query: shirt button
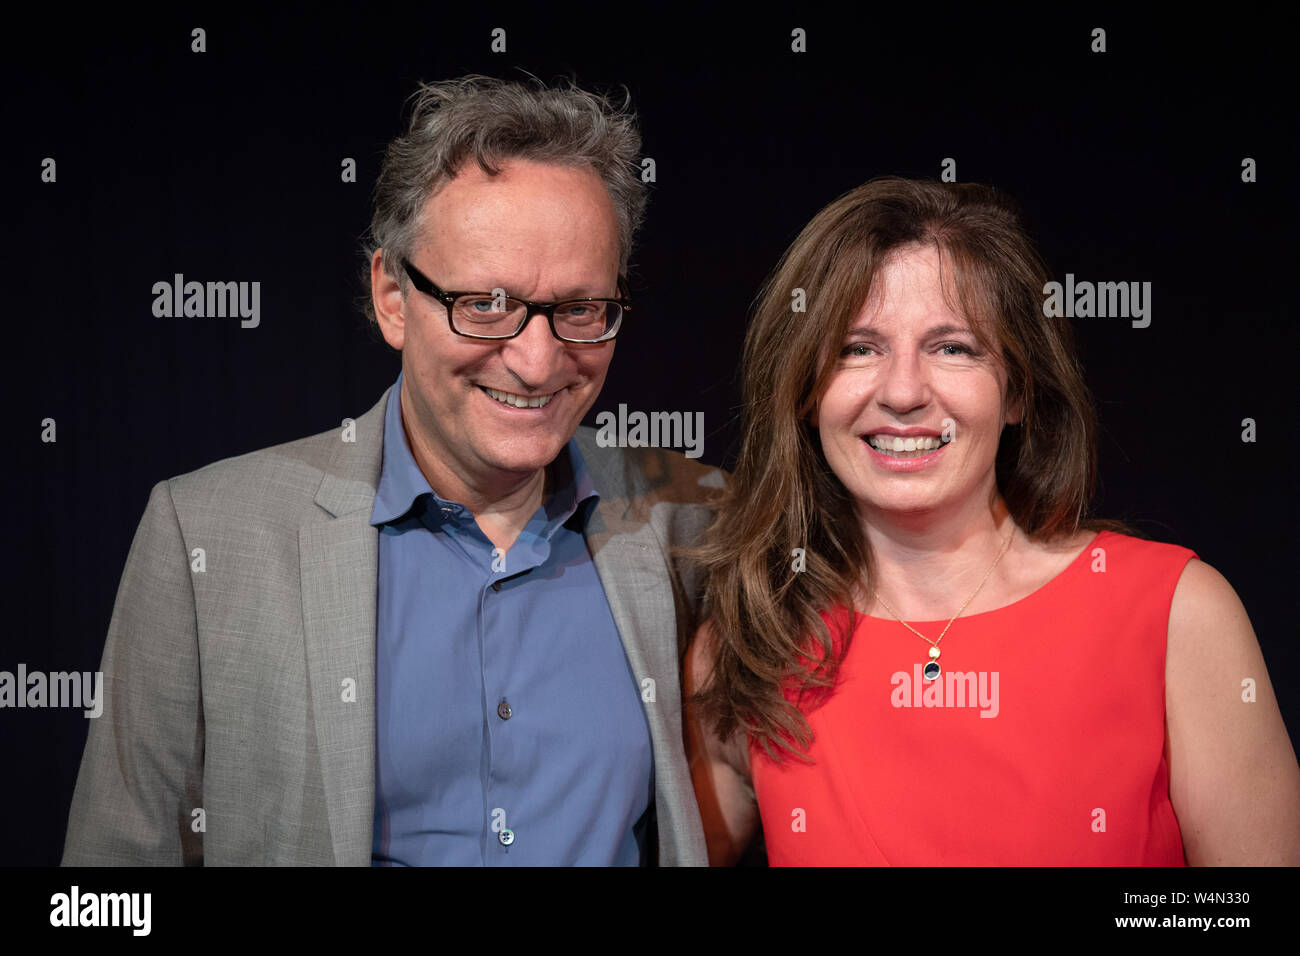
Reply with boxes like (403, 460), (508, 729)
(498, 828), (515, 846)
(497, 698), (513, 720)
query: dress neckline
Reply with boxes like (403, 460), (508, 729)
(855, 530), (1106, 627)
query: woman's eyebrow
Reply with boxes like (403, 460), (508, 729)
(844, 323), (975, 337)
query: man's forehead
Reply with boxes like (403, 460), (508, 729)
(411, 239), (616, 297)
(421, 163), (614, 236)
(415, 171), (617, 286)
(432, 156), (605, 199)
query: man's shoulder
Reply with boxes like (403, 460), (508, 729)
(160, 385), (391, 527)
(572, 425), (726, 509)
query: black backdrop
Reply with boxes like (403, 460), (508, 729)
(2, 6), (1295, 866)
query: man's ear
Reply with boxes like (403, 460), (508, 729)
(372, 248), (406, 351)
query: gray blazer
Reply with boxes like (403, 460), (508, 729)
(62, 384), (723, 866)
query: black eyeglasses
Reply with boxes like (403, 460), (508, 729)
(401, 259), (629, 343)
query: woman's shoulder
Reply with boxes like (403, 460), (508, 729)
(1013, 527), (1201, 616)
(1089, 527), (1197, 557)
(1073, 529), (1237, 633)
(1070, 527), (1200, 574)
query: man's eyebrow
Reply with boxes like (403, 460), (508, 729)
(469, 283), (613, 300)
(552, 287), (612, 300)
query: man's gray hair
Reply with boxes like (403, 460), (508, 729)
(360, 75), (646, 326)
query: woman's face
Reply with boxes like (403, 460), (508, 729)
(811, 243), (1018, 523)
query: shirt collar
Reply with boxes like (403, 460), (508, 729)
(369, 371), (599, 531)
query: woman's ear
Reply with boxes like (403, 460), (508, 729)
(1002, 380), (1024, 427)
(1004, 398), (1024, 427)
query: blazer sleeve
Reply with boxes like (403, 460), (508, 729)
(61, 479), (205, 866)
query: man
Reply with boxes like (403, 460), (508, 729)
(62, 76), (721, 865)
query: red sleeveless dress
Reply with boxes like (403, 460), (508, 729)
(751, 530), (1196, 865)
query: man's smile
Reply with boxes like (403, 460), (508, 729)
(478, 385), (560, 409)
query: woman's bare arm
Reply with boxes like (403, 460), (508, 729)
(1165, 558), (1300, 865)
(683, 621), (761, 865)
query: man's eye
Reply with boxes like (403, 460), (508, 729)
(459, 297), (512, 314)
(841, 344), (873, 357)
(940, 342), (974, 356)
(558, 303), (605, 324)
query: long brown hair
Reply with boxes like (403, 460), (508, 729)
(689, 177), (1130, 762)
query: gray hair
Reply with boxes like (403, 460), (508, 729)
(360, 75), (647, 327)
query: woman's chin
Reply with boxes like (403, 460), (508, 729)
(852, 493), (952, 519)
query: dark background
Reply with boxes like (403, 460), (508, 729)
(2, 6), (1295, 865)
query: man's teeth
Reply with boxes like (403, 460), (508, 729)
(484, 386), (553, 409)
(867, 435), (951, 455)
(484, 386), (552, 409)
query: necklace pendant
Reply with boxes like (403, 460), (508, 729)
(923, 660), (941, 682)
(928, 646), (940, 660)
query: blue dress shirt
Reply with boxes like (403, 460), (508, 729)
(370, 373), (654, 865)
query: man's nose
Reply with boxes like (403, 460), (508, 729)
(501, 308), (568, 387)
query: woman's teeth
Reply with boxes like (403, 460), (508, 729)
(483, 386), (553, 409)
(867, 435), (951, 458)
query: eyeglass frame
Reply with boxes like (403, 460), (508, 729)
(400, 258), (630, 343)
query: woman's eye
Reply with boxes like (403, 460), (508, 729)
(842, 344), (873, 357)
(939, 342), (974, 356)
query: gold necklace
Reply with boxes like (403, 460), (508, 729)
(870, 528), (1015, 683)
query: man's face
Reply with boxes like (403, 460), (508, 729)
(373, 158), (621, 490)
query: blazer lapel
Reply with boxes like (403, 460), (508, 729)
(299, 386), (390, 866)
(583, 492), (689, 863)
(585, 500), (678, 683)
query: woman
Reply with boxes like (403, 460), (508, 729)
(684, 177), (1300, 865)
